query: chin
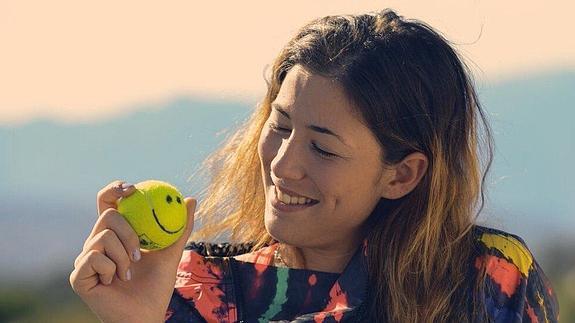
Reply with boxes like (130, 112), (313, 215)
(263, 208), (283, 241)
(264, 209), (293, 243)
(263, 210), (311, 248)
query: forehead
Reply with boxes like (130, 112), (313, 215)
(273, 65), (367, 132)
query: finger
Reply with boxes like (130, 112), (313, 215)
(83, 208), (142, 263)
(71, 250), (117, 291)
(78, 229), (133, 282)
(96, 180), (137, 216)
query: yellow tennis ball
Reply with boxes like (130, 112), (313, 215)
(117, 180), (187, 250)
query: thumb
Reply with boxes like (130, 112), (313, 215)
(160, 197), (196, 258)
(182, 197), (197, 241)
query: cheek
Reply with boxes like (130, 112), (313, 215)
(318, 169), (378, 223)
(258, 128), (281, 168)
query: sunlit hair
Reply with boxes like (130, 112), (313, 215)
(189, 8), (494, 322)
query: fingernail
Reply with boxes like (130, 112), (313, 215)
(132, 249), (141, 262)
(121, 182), (134, 191)
(126, 269), (132, 281)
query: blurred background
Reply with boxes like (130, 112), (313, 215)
(1, 1), (573, 322)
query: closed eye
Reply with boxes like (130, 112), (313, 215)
(311, 142), (337, 158)
(268, 123), (290, 134)
(268, 123), (338, 159)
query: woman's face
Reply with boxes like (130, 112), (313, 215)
(258, 65), (391, 250)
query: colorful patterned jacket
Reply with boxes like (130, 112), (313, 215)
(165, 225), (559, 322)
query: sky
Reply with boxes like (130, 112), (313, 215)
(0, 0), (573, 125)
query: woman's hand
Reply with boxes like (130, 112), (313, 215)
(69, 180), (196, 323)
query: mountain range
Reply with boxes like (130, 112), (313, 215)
(1, 70), (573, 284)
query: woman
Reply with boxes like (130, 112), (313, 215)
(70, 9), (559, 322)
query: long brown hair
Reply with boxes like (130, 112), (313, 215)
(189, 9), (494, 322)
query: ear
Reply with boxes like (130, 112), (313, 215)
(379, 152), (428, 200)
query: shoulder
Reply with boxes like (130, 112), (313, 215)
(174, 241), (255, 288)
(472, 225), (533, 276)
(470, 225), (559, 322)
(166, 242), (254, 322)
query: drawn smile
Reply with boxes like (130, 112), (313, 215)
(152, 209), (184, 234)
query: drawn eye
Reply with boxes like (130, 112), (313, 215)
(176, 196), (182, 204)
(166, 195), (173, 203)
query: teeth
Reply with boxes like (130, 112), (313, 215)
(280, 191), (291, 204)
(289, 195), (298, 204)
(275, 187), (314, 205)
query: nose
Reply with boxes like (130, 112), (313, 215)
(270, 136), (306, 181)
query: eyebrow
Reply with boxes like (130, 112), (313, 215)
(271, 104), (349, 147)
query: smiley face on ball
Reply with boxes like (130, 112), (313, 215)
(147, 186), (186, 234)
(117, 180), (188, 250)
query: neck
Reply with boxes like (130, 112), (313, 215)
(279, 239), (361, 273)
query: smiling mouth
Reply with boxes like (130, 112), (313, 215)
(152, 209), (184, 234)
